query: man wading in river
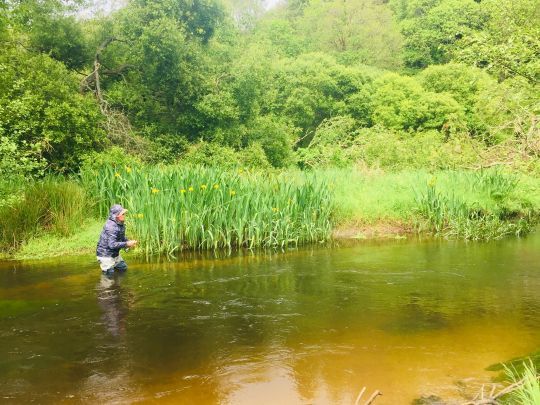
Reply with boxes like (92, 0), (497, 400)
(96, 204), (138, 275)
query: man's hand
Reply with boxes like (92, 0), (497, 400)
(126, 240), (138, 247)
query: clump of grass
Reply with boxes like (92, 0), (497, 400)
(504, 360), (540, 404)
(81, 165), (334, 255)
(414, 169), (536, 240)
(0, 178), (87, 252)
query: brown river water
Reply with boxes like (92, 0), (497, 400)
(0, 235), (539, 404)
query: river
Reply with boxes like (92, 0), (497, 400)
(1, 234), (539, 404)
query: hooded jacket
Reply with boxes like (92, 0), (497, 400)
(96, 204), (128, 258)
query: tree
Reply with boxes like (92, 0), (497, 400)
(371, 73), (465, 131)
(0, 47), (105, 172)
(296, 0), (403, 69)
(454, 0), (540, 84)
(6, 0), (90, 69)
(394, 0), (488, 69)
(419, 63), (496, 134)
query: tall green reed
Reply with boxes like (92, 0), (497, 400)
(82, 165), (334, 255)
(414, 170), (535, 240)
(505, 360), (540, 405)
(0, 178), (87, 251)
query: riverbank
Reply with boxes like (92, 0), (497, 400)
(2, 166), (540, 260)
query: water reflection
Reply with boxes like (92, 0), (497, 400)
(96, 273), (130, 338)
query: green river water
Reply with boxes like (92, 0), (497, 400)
(1, 235), (539, 404)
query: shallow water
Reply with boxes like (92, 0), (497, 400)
(0, 235), (539, 404)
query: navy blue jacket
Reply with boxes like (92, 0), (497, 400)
(96, 205), (128, 258)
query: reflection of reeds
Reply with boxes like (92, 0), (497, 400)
(0, 178), (87, 251)
(82, 165), (334, 256)
(414, 170), (535, 240)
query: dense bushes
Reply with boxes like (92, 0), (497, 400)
(0, 47), (105, 173)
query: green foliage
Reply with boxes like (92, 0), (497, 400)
(295, 116), (359, 168)
(353, 129), (480, 170)
(455, 0), (540, 84)
(371, 73), (465, 131)
(0, 46), (106, 172)
(297, 0), (403, 69)
(393, 0), (488, 69)
(414, 170), (536, 240)
(266, 53), (374, 134)
(14, 219), (103, 260)
(80, 146), (143, 173)
(0, 0), (538, 181)
(504, 360), (540, 405)
(242, 116), (297, 168)
(6, 0), (90, 69)
(0, 178), (88, 252)
(181, 141), (240, 168)
(238, 142), (272, 169)
(0, 136), (46, 179)
(82, 164), (334, 255)
(418, 63), (496, 135)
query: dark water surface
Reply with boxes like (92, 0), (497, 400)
(1, 235), (539, 404)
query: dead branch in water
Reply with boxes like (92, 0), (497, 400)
(354, 387), (382, 405)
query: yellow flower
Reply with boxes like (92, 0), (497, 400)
(126, 166), (132, 173)
(428, 176), (437, 187)
(151, 187), (159, 194)
(238, 168), (243, 174)
(137, 213), (144, 219)
(180, 189), (186, 194)
(272, 207), (279, 212)
(213, 184), (219, 190)
(114, 172), (121, 178)
(188, 186), (194, 192)
(200, 184), (207, 190)
(229, 190), (236, 196)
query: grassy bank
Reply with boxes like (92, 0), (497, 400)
(324, 168), (540, 240)
(1, 166), (539, 260)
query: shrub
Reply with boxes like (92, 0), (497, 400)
(181, 141), (240, 168)
(80, 146), (142, 173)
(243, 116), (297, 168)
(295, 116), (361, 168)
(371, 73), (465, 131)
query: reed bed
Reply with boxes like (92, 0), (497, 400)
(414, 170), (535, 240)
(0, 178), (87, 251)
(82, 165), (334, 255)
